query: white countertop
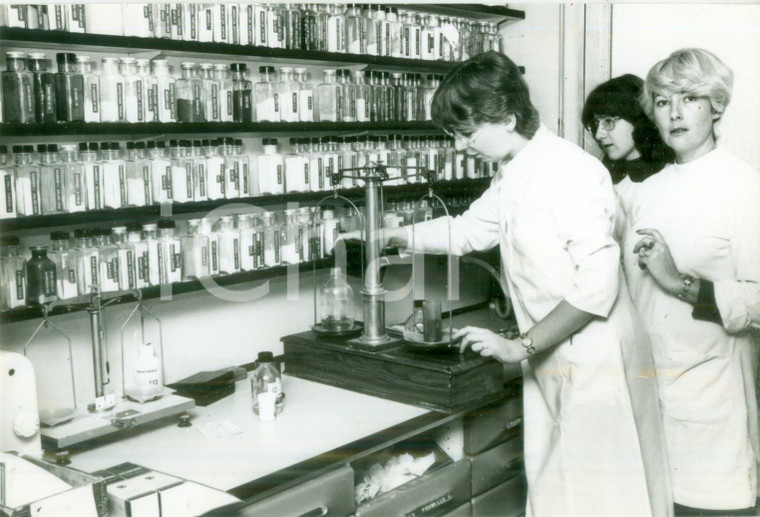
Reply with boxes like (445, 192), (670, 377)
(68, 376), (428, 492)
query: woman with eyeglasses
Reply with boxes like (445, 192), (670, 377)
(624, 48), (760, 514)
(582, 74), (674, 241)
(350, 51), (671, 516)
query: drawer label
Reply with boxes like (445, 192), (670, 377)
(406, 492), (454, 517)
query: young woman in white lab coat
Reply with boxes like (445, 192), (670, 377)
(378, 51), (672, 516)
(626, 48), (760, 514)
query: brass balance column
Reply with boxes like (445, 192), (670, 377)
(360, 178), (387, 344)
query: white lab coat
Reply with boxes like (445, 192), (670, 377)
(624, 146), (760, 510)
(406, 125), (672, 516)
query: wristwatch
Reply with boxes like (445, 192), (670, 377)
(519, 332), (537, 358)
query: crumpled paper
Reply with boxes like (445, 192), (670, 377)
(355, 452), (436, 505)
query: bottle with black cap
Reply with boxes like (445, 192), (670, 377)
(157, 219), (182, 284)
(125, 223), (149, 289)
(203, 139), (226, 201)
(28, 53), (57, 124)
(230, 63), (252, 123)
(167, 139), (189, 203)
(233, 139), (251, 197)
(14, 144), (42, 216)
(53, 52), (84, 122)
(101, 142), (126, 209)
(257, 138), (285, 195)
(148, 140), (172, 204)
(221, 137), (240, 199)
(0, 145), (17, 219)
(72, 229), (100, 295)
(253, 65), (280, 122)
(78, 142), (103, 211)
(251, 351), (284, 418)
(49, 231), (78, 299)
(39, 143), (67, 215)
(94, 227), (120, 292)
(0, 235), (26, 309)
(176, 62), (205, 123)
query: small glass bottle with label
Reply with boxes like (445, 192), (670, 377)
(93, 228), (121, 293)
(0, 236), (26, 309)
(253, 65), (280, 122)
(151, 59), (176, 123)
(257, 138), (285, 195)
(39, 143), (67, 215)
(261, 211), (281, 267)
(176, 62), (205, 122)
(181, 218), (209, 280)
(110, 226), (136, 290)
(213, 64), (234, 122)
(78, 142), (104, 210)
(190, 140), (208, 202)
(100, 57), (125, 122)
(141, 223), (160, 287)
(119, 57), (145, 123)
(235, 213), (256, 272)
(234, 139), (252, 197)
(231, 63), (253, 123)
(54, 52), (85, 122)
(200, 218), (220, 276)
(14, 145), (42, 216)
(345, 5), (365, 54)
(122, 2), (155, 38)
(220, 137), (240, 199)
(284, 137), (308, 193)
(251, 351), (284, 416)
(352, 70), (371, 122)
(2, 52), (35, 124)
(75, 55), (100, 123)
(168, 139), (193, 203)
(293, 67), (313, 122)
(0, 146), (16, 219)
(316, 69), (341, 122)
(72, 229), (100, 295)
(278, 67), (299, 123)
(124, 224), (149, 289)
(101, 142), (127, 209)
(156, 220), (182, 285)
(26, 246), (58, 305)
(124, 142), (148, 207)
(28, 53), (57, 124)
(215, 215), (241, 275)
(147, 141), (172, 204)
(199, 63), (220, 122)
(48, 232), (79, 299)
(336, 69), (355, 122)
(204, 139), (226, 200)
(135, 58), (158, 122)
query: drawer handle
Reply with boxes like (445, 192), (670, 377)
(298, 505), (328, 517)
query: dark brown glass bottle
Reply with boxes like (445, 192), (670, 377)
(54, 52), (85, 122)
(25, 245), (59, 305)
(1, 51), (35, 123)
(28, 53), (57, 124)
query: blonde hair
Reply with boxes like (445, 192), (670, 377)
(642, 48), (733, 119)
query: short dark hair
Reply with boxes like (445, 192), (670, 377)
(431, 51), (540, 139)
(582, 74), (674, 164)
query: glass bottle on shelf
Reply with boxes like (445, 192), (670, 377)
(299, 4), (318, 51)
(345, 4), (365, 54)
(215, 215), (241, 275)
(319, 267), (354, 332)
(362, 4), (379, 56)
(119, 57), (145, 123)
(84, 3), (123, 36)
(204, 139), (226, 200)
(391, 72), (405, 121)
(231, 63), (253, 123)
(199, 63), (220, 122)
(100, 57), (125, 123)
(190, 140), (208, 202)
(213, 64), (234, 123)
(0, 146), (16, 219)
(438, 17), (453, 61)
(293, 67), (313, 122)
(94, 228), (120, 293)
(28, 53), (57, 124)
(253, 65), (280, 122)
(405, 72), (418, 121)
(54, 52), (85, 122)
(421, 15), (437, 61)
(386, 134), (404, 185)
(221, 137), (240, 199)
(369, 71), (384, 122)
(386, 7), (403, 57)
(240, 3), (255, 46)
(257, 138), (285, 195)
(49, 232), (78, 300)
(234, 139), (252, 197)
(75, 55), (100, 123)
(125, 224), (149, 289)
(316, 69), (340, 122)
(235, 213), (256, 272)
(278, 67), (299, 123)
(176, 62), (205, 123)
(321, 209), (339, 257)
(124, 142), (148, 207)
(168, 139), (193, 203)
(79, 142), (104, 211)
(284, 137), (308, 193)
(111, 226), (136, 290)
(374, 5), (388, 57)
(14, 145), (41, 216)
(73, 229), (100, 295)
(336, 69), (355, 122)
(0, 236), (26, 309)
(136, 58), (158, 122)
(352, 70), (370, 123)
(39, 143), (67, 215)
(141, 223), (160, 287)
(2, 52), (35, 124)
(251, 351), (284, 416)
(134, 142), (154, 205)
(326, 4), (346, 53)
(100, 142), (126, 209)
(122, 2), (154, 38)
(280, 208), (300, 264)
(323, 137), (339, 191)
(181, 219), (209, 280)
(261, 211), (281, 267)
(280, 3), (301, 49)
(156, 220), (182, 285)
(457, 18), (471, 62)
(264, 3), (283, 49)
(337, 136), (357, 189)
(148, 140), (172, 204)
(199, 218), (220, 276)
(212, 2), (230, 44)
(198, 3), (214, 43)
(308, 137), (324, 192)
(297, 206), (316, 262)
(382, 72), (395, 121)
(151, 59), (176, 123)
(315, 4), (330, 51)
(25, 246), (58, 306)
(154, 4), (172, 39)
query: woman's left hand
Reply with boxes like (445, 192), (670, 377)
(633, 228), (682, 294)
(453, 326), (528, 364)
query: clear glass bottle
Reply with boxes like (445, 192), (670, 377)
(337, 136), (357, 189)
(73, 229), (100, 295)
(457, 18), (471, 62)
(0, 146), (16, 219)
(264, 3), (283, 48)
(198, 3), (214, 43)
(122, 2), (155, 38)
(374, 5), (387, 56)
(125, 223), (149, 288)
(25, 246), (58, 305)
(386, 7), (403, 57)
(231, 63), (253, 123)
(316, 69), (341, 122)
(111, 226), (137, 290)
(94, 227), (120, 292)
(191, 140), (208, 202)
(181, 218), (209, 280)
(235, 213), (256, 271)
(280, 3), (301, 49)
(314, 4), (330, 51)
(28, 53), (57, 124)
(14, 145), (42, 216)
(119, 57), (145, 123)
(54, 52), (85, 122)
(261, 211), (281, 267)
(221, 137), (240, 199)
(336, 69), (355, 122)
(39, 143), (67, 215)
(308, 137), (324, 192)
(297, 206), (317, 261)
(212, 2), (231, 44)
(154, 4), (172, 39)
(2, 52), (35, 124)
(49, 232), (78, 299)
(141, 223), (160, 286)
(134, 142), (154, 205)
(199, 63), (220, 122)
(234, 139), (252, 197)
(251, 351), (284, 416)
(257, 138), (285, 195)
(382, 71), (395, 121)
(79, 142), (104, 210)
(215, 215), (241, 275)
(351, 70), (371, 123)
(199, 217), (220, 276)
(277, 67), (299, 123)
(147, 141), (172, 204)
(124, 142), (148, 207)
(321, 209), (339, 257)
(421, 15), (437, 61)
(100, 142), (126, 209)
(391, 72), (405, 121)
(0, 236), (26, 309)
(405, 72), (418, 121)
(168, 139), (194, 203)
(369, 71), (384, 122)
(345, 4), (365, 54)
(156, 219), (182, 284)
(84, 3), (123, 35)
(75, 55), (100, 123)
(176, 62), (205, 122)
(135, 58), (158, 122)
(151, 59), (176, 122)
(362, 4), (379, 56)
(319, 267), (354, 331)
(213, 64), (234, 122)
(326, 4), (346, 53)
(299, 4), (318, 51)
(240, 3), (255, 46)
(253, 65), (280, 122)
(293, 67), (313, 122)
(280, 208), (300, 264)
(205, 139), (226, 200)
(284, 137), (308, 193)
(100, 57), (126, 122)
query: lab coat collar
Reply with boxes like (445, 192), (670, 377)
(498, 123), (551, 186)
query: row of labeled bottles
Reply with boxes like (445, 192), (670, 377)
(0, 4), (503, 62)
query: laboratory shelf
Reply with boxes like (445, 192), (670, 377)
(0, 178), (490, 232)
(405, 4), (526, 21)
(0, 120), (440, 138)
(0, 257), (335, 325)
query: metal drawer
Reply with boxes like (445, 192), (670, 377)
(464, 394), (522, 455)
(235, 466), (354, 516)
(355, 460), (471, 517)
(469, 436), (523, 496)
(471, 475), (527, 517)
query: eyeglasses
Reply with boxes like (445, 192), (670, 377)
(443, 124), (488, 148)
(585, 116), (622, 134)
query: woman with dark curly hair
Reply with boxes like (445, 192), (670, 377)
(582, 75), (674, 239)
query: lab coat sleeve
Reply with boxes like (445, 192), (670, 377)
(403, 180), (501, 256)
(552, 161), (620, 318)
(713, 172), (760, 333)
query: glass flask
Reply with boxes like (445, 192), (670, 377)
(28, 53), (57, 124)
(2, 52), (35, 124)
(0, 236), (26, 309)
(75, 55), (100, 123)
(253, 65), (280, 122)
(231, 63), (253, 123)
(181, 219), (209, 280)
(319, 267), (354, 332)
(54, 52), (85, 122)
(316, 69), (341, 122)
(176, 62), (205, 122)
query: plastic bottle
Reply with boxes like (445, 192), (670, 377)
(251, 351), (284, 417)
(132, 343), (163, 399)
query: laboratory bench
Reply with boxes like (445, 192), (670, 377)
(62, 307), (527, 516)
